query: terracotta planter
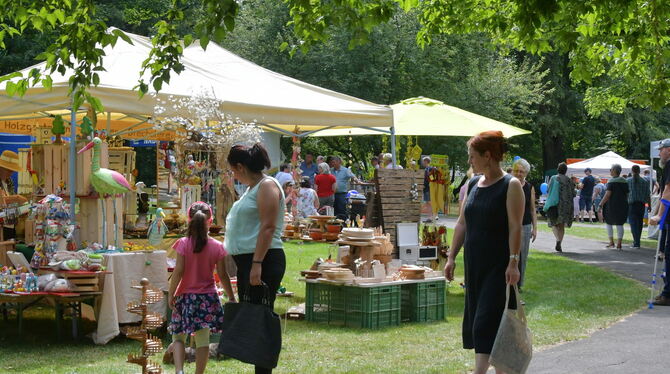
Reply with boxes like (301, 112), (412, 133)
(326, 224), (342, 233)
(309, 231), (323, 241)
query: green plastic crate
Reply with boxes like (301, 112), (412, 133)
(401, 280), (446, 322)
(305, 282), (401, 328)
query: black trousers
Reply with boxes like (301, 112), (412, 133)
(627, 202), (645, 246)
(231, 249), (286, 374)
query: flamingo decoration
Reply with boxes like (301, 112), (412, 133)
(78, 137), (131, 248)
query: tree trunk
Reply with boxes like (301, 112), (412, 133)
(542, 130), (564, 176)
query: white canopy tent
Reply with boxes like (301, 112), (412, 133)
(567, 151), (650, 177)
(0, 28), (393, 131)
(0, 28), (394, 219)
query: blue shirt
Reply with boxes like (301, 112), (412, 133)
(332, 166), (354, 193)
(299, 161), (318, 182)
(580, 175), (595, 197)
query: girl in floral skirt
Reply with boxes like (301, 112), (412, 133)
(168, 202), (236, 374)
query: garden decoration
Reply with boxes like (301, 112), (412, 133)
(126, 278), (164, 374)
(147, 208), (167, 247)
(80, 116), (95, 138)
(78, 137), (131, 248)
(51, 115), (65, 145)
(649, 198), (670, 309)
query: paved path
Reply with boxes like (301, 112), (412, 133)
(435, 216), (670, 374)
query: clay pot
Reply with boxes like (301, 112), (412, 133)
(326, 224), (342, 233)
(309, 231), (323, 241)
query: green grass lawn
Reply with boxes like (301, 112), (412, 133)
(536, 220), (659, 249)
(0, 241), (648, 374)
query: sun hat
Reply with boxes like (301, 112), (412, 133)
(0, 150), (22, 172)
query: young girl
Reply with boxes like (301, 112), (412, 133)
(168, 202), (236, 374)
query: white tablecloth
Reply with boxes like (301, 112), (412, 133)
(92, 251), (168, 345)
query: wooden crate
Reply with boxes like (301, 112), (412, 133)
(108, 147), (135, 181)
(31, 144), (68, 195)
(77, 196), (123, 246)
(31, 142), (109, 196)
(17, 148), (32, 194)
(66, 275), (100, 292)
(374, 169), (423, 255)
(23, 219), (35, 245)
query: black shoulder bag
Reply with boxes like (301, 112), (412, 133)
(218, 283), (282, 369)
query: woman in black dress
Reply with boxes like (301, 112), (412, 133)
(445, 131), (524, 374)
(598, 163), (629, 250)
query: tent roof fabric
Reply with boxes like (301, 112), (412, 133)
(311, 97), (531, 138)
(566, 151), (650, 178)
(0, 28), (392, 131)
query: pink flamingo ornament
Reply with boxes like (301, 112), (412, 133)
(78, 137), (131, 248)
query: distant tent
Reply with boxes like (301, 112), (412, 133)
(566, 151), (650, 177)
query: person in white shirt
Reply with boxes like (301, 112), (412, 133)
(382, 153), (403, 169)
(274, 164), (293, 187)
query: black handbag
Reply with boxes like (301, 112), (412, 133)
(217, 284), (282, 369)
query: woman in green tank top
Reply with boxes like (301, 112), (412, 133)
(222, 143), (286, 374)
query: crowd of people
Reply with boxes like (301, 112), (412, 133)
(545, 163), (652, 251)
(442, 131), (670, 373)
(275, 153), (364, 220)
(275, 150), (411, 220)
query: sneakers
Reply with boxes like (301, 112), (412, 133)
(555, 242), (562, 252)
(652, 295), (670, 306)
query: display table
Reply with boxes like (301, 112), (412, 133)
(0, 291), (102, 340)
(92, 251), (168, 345)
(304, 277), (445, 328)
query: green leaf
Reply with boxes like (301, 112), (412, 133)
(153, 78), (163, 92)
(92, 73), (100, 86)
(112, 29), (133, 45)
(183, 34), (193, 47)
(31, 16), (44, 31)
(279, 42), (289, 52)
(5, 81), (17, 96)
(199, 35), (209, 50)
(224, 16), (235, 32)
(0, 72), (23, 83)
(87, 95), (104, 113)
(214, 26), (226, 42)
(42, 75), (53, 90)
(45, 13), (56, 28)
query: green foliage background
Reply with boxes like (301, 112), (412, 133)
(2, 0), (670, 186)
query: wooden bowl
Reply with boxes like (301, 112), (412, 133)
(323, 232), (339, 241)
(300, 270), (321, 279)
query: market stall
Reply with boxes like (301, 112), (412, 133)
(0, 27), (395, 343)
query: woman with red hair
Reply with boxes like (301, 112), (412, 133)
(445, 131), (524, 374)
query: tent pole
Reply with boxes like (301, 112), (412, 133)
(390, 125), (397, 169)
(69, 97), (77, 225)
(107, 112), (111, 134)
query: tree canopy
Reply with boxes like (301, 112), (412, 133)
(2, 0), (670, 114)
(1, 0), (669, 177)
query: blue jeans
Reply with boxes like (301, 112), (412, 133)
(334, 192), (347, 220)
(628, 202), (645, 247)
(662, 223), (670, 297)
